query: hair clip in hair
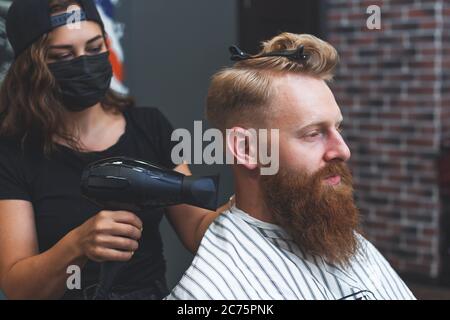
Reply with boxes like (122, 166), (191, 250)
(229, 45), (251, 61)
(290, 45), (309, 61)
(229, 45), (309, 63)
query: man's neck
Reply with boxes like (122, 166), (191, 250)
(234, 172), (276, 224)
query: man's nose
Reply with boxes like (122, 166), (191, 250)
(323, 130), (351, 162)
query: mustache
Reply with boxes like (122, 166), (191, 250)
(312, 161), (353, 185)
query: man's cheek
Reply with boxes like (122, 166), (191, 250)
(279, 146), (307, 171)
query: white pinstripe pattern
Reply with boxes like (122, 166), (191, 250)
(166, 206), (416, 300)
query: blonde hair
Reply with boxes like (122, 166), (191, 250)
(206, 33), (339, 131)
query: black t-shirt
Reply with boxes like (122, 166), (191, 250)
(0, 107), (178, 299)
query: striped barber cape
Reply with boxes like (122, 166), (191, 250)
(165, 205), (416, 300)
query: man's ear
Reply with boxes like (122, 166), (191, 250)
(226, 127), (258, 170)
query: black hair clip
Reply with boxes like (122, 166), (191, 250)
(229, 45), (309, 63)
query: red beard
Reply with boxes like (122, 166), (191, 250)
(260, 161), (361, 267)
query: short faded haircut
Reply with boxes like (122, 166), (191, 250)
(205, 33), (339, 132)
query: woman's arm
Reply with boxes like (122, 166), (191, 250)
(0, 200), (143, 300)
(0, 200), (87, 300)
(165, 163), (231, 254)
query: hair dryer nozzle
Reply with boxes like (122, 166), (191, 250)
(181, 175), (220, 211)
(81, 157), (221, 211)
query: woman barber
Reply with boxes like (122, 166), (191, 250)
(0, 0), (224, 300)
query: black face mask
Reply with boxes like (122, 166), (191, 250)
(48, 51), (113, 112)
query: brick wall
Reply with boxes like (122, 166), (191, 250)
(442, 0), (450, 283)
(326, 0), (448, 280)
(444, 1), (450, 147)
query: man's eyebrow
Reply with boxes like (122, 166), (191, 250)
(299, 118), (344, 131)
(48, 35), (103, 50)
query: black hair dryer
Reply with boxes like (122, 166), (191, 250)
(80, 156), (220, 299)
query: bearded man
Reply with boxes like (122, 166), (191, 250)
(165, 33), (415, 300)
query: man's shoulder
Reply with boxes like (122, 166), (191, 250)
(194, 209), (243, 261)
(352, 233), (395, 271)
(165, 211), (255, 300)
(200, 209), (252, 246)
(354, 233), (382, 256)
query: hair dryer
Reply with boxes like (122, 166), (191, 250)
(80, 156), (220, 299)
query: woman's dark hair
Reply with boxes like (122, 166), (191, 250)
(0, 0), (134, 156)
